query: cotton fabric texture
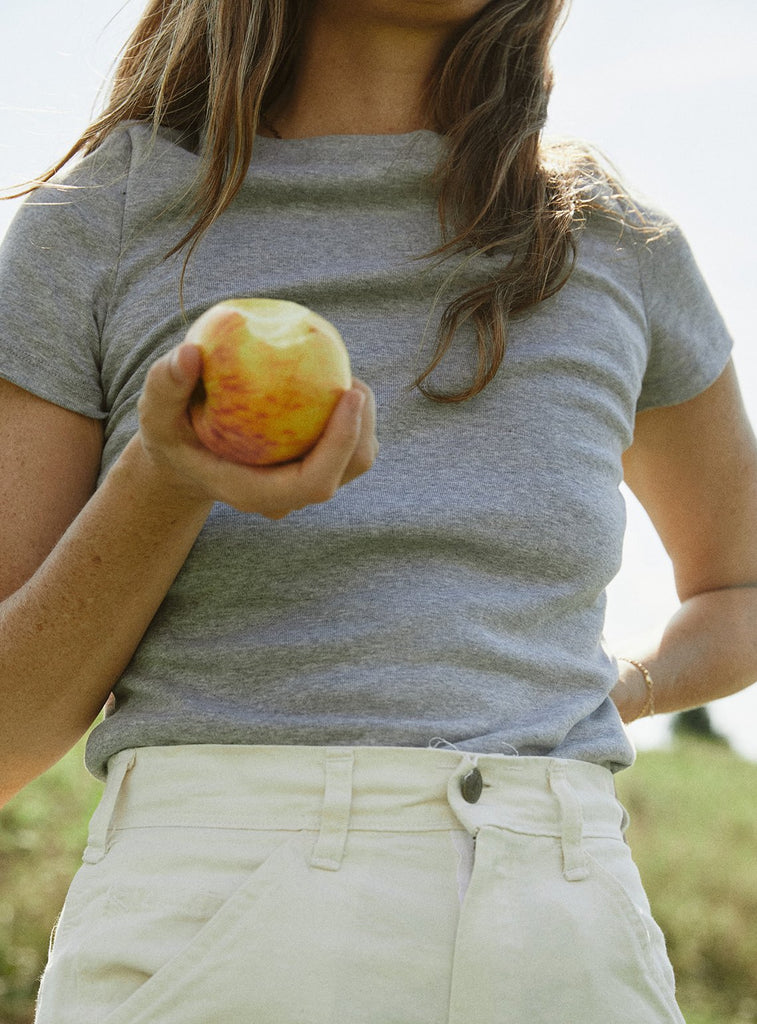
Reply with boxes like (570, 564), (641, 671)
(34, 745), (686, 1024)
(0, 125), (733, 777)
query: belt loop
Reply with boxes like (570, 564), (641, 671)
(310, 751), (354, 872)
(613, 780), (631, 842)
(82, 749), (136, 865)
(548, 762), (589, 882)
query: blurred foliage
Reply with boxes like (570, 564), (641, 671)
(672, 706), (730, 745)
(0, 739), (102, 1024)
(616, 739), (757, 1024)
(0, 737), (755, 1023)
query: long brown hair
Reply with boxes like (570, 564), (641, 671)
(12, 0), (652, 402)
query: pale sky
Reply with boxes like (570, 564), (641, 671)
(2, 0), (756, 757)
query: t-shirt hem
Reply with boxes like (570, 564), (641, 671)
(0, 363), (106, 419)
(635, 343), (732, 413)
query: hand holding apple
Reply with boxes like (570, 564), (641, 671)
(135, 301), (376, 520)
(186, 298), (352, 466)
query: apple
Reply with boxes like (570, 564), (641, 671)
(187, 298), (352, 466)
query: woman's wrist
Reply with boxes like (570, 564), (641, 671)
(612, 657), (657, 724)
(617, 658), (655, 720)
(118, 432), (216, 519)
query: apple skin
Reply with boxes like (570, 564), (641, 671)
(186, 298), (352, 466)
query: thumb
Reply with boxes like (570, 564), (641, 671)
(168, 342), (203, 389)
(139, 342), (204, 434)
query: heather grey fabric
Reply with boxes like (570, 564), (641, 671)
(0, 124), (732, 779)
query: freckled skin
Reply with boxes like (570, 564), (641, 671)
(187, 300), (352, 465)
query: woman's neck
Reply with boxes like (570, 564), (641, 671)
(265, 1), (483, 138)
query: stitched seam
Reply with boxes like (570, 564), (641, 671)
(98, 127), (135, 366)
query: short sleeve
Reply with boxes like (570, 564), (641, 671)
(0, 128), (132, 418)
(636, 223), (733, 412)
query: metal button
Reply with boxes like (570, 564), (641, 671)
(461, 767), (483, 804)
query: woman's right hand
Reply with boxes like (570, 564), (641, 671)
(136, 342), (378, 519)
(0, 342), (377, 802)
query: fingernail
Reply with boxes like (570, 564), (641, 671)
(169, 348), (184, 383)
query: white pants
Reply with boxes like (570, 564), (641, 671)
(35, 745), (685, 1024)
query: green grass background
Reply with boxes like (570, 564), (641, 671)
(1, 737), (755, 1024)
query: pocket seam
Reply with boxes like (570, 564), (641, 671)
(96, 832), (304, 1024)
(584, 850), (684, 1021)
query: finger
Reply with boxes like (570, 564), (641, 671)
(340, 379), (378, 485)
(139, 343), (203, 442)
(176, 389), (365, 516)
(350, 378), (374, 423)
(291, 386), (366, 503)
(168, 342), (203, 389)
(344, 382), (376, 481)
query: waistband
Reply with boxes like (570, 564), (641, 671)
(91, 744), (625, 840)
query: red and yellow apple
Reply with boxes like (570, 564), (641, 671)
(187, 298), (352, 466)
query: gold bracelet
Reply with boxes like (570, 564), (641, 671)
(618, 657), (655, 719)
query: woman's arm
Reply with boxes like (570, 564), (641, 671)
(0, 343), (377, 805)
(611, 359), (757, 722)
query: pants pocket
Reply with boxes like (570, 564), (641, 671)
(583, 835), (686, 1022)
(36, 829), (305, 1024)
(449, 827), (686, 1024)
(100, 835), (306, 1024)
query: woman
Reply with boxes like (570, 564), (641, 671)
(1, 1), (756, 1021)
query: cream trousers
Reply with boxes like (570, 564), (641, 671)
(35, 744), (685, 1024)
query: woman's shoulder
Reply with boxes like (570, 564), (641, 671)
(57, 121), (197, 188)
(544, 136), (674, 241)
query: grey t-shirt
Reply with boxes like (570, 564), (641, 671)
(0, 124), (732, 779)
